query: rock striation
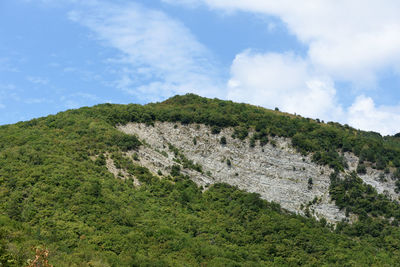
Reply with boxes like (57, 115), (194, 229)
(117, 122), (398, 223)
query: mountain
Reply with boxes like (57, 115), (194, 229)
(2, 94), (400, 266)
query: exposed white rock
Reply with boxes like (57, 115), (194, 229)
(118, 122), (350, 223)
(117, 122), (400, 223)
(344, 153), (398, 200)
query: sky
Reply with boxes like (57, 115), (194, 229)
(1, 0), (400, 135)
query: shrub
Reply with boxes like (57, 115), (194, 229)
(356, 164), (367, 174)
(95, 154), (106, 166)
(393, 168), (400, 179)
(114, 134), (141, 151)
(249, 137), (256, 148)
(226, 159), (231, 167)
(171, 165), (181, 177)
(220, 136), (227, 145)
(211, 126), (221, 134)
(308, 178), (313, 190)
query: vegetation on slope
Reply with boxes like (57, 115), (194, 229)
(1, 94), (400, 265)
(69, 93), (400, 172)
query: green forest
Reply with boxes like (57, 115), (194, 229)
(2, 94), (400, 266)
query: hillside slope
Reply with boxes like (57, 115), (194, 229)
(117, 120), (400, 224)
(2, 94), (400, 266)
(118, 122), (346, 223)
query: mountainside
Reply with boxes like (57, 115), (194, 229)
(117, 121), (400, 224)
(117, 122), (346, 223)
(2, 94), (400, 266)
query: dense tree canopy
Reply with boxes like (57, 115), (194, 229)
(1, 94), (400, 265)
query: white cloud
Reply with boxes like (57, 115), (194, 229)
(348, 95), (400, 135)
(227, 50), (343, 121)
(60, 92), (100, 109)
(0, 89), (15, 111)
(0, 84), (16, 91)
(63, 67), (76, 72)
(170, 0), (400, 85)
(26, 76), (49, 85)
(161, 0), (201, 7)
(0, 84), (20, 102)
(68, 1), (223, 102)
(267, 22), (276, 32)
(0, 58), (19, 73)
(72, 92), (100, 101)
(24, 98), (47, 104)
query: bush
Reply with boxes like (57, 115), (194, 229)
(356, 164), (367, 174)
(114, 134), (141, 151)
(95, 154), (106, 166)
(308, 178), (313, 190)
(232, 127), (248, 140)
(394, 168), (400, 179)
(249, 136), (256, 148)
(259, 136), (269, 146)
(220, 136), (227, 145)
(211, 126), (221, 134)
(171, 165), (181, 177)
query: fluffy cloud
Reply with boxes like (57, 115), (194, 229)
(227, 51), (343, 121)
(177, 0), (400, 84)
(68, 1), (223, 102)
(348, 96), (400, 135)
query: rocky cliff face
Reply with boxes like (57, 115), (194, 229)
(344, 153), (398, 200)
(116, 122), (398, 223)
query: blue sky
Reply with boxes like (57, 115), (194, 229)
(1, 0), (400, 135)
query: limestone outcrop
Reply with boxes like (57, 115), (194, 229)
(117, 122), (398, 223)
